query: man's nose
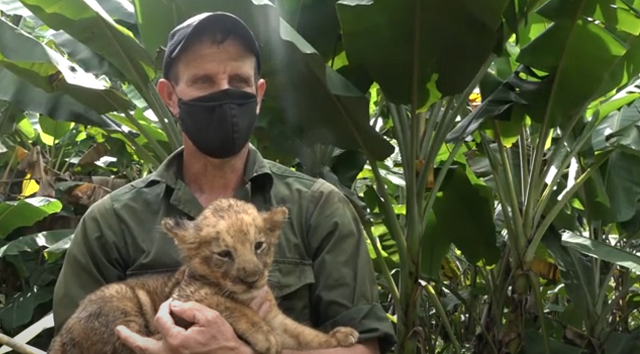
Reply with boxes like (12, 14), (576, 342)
(216, 76), (232, 91)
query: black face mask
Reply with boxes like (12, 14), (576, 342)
(176, 88), (258, 159)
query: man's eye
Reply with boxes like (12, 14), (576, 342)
(190, 75), (213, 85)
(230, 76), (250, 87)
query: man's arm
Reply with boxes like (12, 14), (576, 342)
(303, 180), (397, 354)
(52, 197), (128, 333)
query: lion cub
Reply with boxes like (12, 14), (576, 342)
(48, 198), (359, 354)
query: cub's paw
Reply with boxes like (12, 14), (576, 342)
(251, 332), (282, 354)
(329, 326), (359, 347)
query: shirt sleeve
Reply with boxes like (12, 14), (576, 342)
(306, 180), (397, 354)
(52, 196), (128, 333)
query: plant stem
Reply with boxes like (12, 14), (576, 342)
(419, 101), (441, 157)
(54, 142), (66, 172)
(593, 276), (631, 337)
(406, 105), (421, 257)
(493, 121), (527, 262)
(592, 221), (602, 314)
(421, 138), (460, 225)
(528, 273), (551, 354)
(424, 283), (462, 354)
(480, 132), (520, 266)
(389, 103), (409, 157)
(595, 261), (616, 317)
(368, 160), (409, 270)
(526, 150), (614, 261)
(518, 127), (530, 206)
(0, 145), (18, 194)
(533, 113), (587, 227)
(523, 118), (550, 240)
(353, 200), (401, 304)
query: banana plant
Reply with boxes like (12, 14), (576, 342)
(332, 0), (522, 353)
(334, 0), (640, 353)
(442, 1), (640, 352)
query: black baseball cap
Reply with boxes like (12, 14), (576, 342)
(162, 12), (262, 80)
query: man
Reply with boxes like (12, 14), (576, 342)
(52, 11), (396, 354)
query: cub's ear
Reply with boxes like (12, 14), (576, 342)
(161, 217), (193, 243)
(263, 205), (288, 235)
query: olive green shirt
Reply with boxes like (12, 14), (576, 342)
(52, 145), (396, 353)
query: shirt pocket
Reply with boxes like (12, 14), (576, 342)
(269, 258), (316, 326)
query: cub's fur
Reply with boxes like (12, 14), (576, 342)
(48, 198), (359, 354)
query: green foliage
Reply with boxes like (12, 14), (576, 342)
(336, 0), (509, 106)
(432, 165), (499, 266)
(0, 198), (62, 238)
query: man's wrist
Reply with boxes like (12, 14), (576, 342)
(232, 342), (255, 354)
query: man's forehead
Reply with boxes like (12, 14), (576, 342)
(173, 45), (256, 79)
(182, 38), (254, 58)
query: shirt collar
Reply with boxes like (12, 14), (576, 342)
(141, 144), (274, 192)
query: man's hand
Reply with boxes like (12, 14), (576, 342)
(249, 286), (272, 318)
(116, 299), (249, 354)
(115, 286), (272, 354)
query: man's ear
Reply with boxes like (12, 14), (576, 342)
(262, 205), (288, 236)
(255, 78), (266, 114)
(157, 78), (180, 117)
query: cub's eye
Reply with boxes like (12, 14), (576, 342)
(216, 250), (232, 260)
(254, 241), (266, 253)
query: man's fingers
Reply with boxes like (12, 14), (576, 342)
(249, 290), (262, 312)
(153, 299), (185, 338)
(249, 286), (268, 312)
(258, 286), (268, 299)
(257, 300), (271, 318)
(115, 325), (161, 354)
(169, 300), (221, 326)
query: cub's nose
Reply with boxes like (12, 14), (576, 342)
(239, 271), (261, 286)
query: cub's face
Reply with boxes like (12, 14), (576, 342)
(162, 198), (288, 298)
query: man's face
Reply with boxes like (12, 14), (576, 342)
(158, 36), (266, 118)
